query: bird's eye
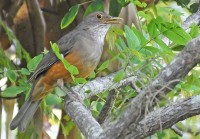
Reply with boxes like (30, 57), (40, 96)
(96, 14), (103, 19)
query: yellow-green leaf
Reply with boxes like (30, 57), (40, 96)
(61, 4), (80, 29)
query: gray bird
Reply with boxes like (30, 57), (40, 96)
(10, 11), (122, 131)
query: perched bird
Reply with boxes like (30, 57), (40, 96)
(10, 11), (122, 131)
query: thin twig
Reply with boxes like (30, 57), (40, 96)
(97, 89), (118, 124)
(171, 125), (184, 137)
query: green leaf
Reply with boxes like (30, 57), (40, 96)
(54, 87), (66, 97)
(156, 131), (165, 138)
(6, 69), (16, 82)
(60, 115), (74, 137)
(61, 4), (80, 29)
(98, 60), (110, 71)
(163, 29), (188, 45)
(109, 0), (122, 16)
(84, 0), (104, 16)
(117, 0), (127, 6)
(18, 78), (31, 87)
(138, 11), (151, 21)
(132, 0), (147, 8)
(2, 86), (27, 97)
(144, 46), (160, 55)
(177, 0), (190, 5)
(88, 71), (96, 79)
(68, 65), (79, 75)
(45, 94), (62, 105)
(190, 25), (200, 38)
(118, 37), (127, 50)
(75, 78), (87, 84)
(190, 3), (199, 13)
(155, 37), (172, 53)
(132, 49), (143, 60)
(20, 68), (30, 75)
(111, 26), (124, 35)
(131, 26), (148, 46)
(96, 102), (103, 111)
(147, 20), (159, 38)
(113, 70), (125, 82)
(51, 42), (79, 76)
(124, 25), (140, 49)
(172, 28), (191, 42)
(27, 54), (43, 71)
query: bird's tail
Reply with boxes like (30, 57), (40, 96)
(10, 84), (41, 131)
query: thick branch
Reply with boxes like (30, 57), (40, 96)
(132, 95), (200, 138)
(64, 95), (103, 139)
(63, 75), (135, 138)
(171, 125), (184, 137)
(6, 0), (24, 26)
(182, 10), (200, 29)
(71, 74), (136, 100)
(26, 0), (45, 54)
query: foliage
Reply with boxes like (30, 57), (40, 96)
(1, 0), (200, 138)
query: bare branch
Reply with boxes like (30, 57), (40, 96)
(26, 0), (46, 54)
(71, 74), (136, 100)
(182, 10), (200, 30)
(6, 0), (24, 26)
(130, 95), (200, 138)
(64, 95), (103, 139)
(171, 125), (184, 137)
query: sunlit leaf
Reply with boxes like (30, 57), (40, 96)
(6, 69), (16, 82)
(113, 70), (125, 82)
(84, 0), (103, 16)
(75, 77), (87, 84)
(155, 37), (172, 53)
(27, 54), (43, 71)
(61, 4), (80, 29)
(2, 86), (27, 97)
(51, 42), (79, 76)
(45, 94), (62, 105)
(190, 25), (200, 38)
(124, 25), (140, 49)
(96, 102), (103, 111)
(98, 60), (110, 71)
(20, 68), (30, 75)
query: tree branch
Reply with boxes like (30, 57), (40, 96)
(99, 35), (200, 139)
(131, 95), (200, 138)
(71, 74), (136, 100)
(26, 0), (45, 55)
(182, 10), (200, 29)
(6, 0), (24, 26)
(62, 10), (200, 139)
(63, 74), (136, 138)
(171, 125), (184, 137)
(64, 95), (103, 139)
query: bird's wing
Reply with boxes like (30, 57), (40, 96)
(28, 31), (75, 82)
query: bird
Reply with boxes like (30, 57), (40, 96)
(10, 11), (122, 131)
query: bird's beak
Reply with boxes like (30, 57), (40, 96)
(103, 16), (123, 24)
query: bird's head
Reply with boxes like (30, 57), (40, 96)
(77, 11), (123, 32)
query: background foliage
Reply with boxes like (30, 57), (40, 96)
(0, 0), (200, 138)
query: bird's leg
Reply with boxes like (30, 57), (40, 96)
(57, 79), (83, 103)
(57, 79), (64, 88)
